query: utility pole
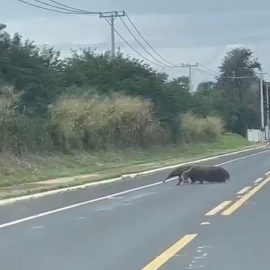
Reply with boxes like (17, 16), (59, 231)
(100, 11), (125, 59)
(259, 72), (265, 129)
(266, 82), (270, 140)
(109, 15), (115, 58)
(181, 63), (198, 91)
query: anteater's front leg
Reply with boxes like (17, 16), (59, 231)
(176, 175), (183, 185)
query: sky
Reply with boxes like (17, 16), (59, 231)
(3, 0), (270, 86)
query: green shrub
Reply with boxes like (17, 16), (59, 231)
(10, 116), (54, 154)
(0, 85), (20, 152)
(0, 85), (54, 154)
(181, 113), (223, 142)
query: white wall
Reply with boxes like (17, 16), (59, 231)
(247, 129), (266, 142)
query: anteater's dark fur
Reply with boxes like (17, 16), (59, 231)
(163, 165), (230, 185)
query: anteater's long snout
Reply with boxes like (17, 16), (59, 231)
(162, 175), (170, 183)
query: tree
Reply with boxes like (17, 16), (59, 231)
(0, 24), (61, 115)
(192, 81), (217, 117)
(215, 48), (262, 135)
(61, 49), (193, 139)
(61, 49), (168, 96)
(157, 77), (192, 141)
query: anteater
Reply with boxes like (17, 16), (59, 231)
(163, 165), (230, 185)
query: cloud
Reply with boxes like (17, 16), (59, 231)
(3, 0), (270, 84)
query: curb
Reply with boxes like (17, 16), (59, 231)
(0, 144), (267, 206)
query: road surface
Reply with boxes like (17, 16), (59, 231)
(0, 147), (270, 270)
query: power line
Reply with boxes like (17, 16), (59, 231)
(48, 0), (97, 13)
(220, 75), (258, 79)
(192, 67), (217, 77)
(18, 0), (101, 14)
(17, 0), (84, 14)
(17, 0), (220, 74)
(197, 63), (219, 75)
(48, 0), (121, 15)
(119, 17), (172, 67)
(32, 0), (81, 12)
(125, 13), (179, 67)
(105, 18), (164, 67)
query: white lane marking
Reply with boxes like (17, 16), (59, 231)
(265, 171), (270, 175)
(200, 222), (210, 225)
(216, 150), (270, 166)
(237, 186), (252, 195)
(254, 177), (263, 184)
(0, 181), (163, 229)
(1, 149), (270, 229)
(194, 256), (205, 259)
(197, 246), (211, 249)
(0, 146), (268, 206)
(31, 225), (45, 229)
(107, 196), (125, 200)
(77, 216), (87, 220)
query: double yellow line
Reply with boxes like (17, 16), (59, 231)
(205, 176), (270, 216)
(222, 176), (270, 215)
(141, 176), (270, 270)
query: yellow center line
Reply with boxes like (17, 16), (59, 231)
(205, 200), (232, 216)
(222, 176), (270, 216)
(141, 234), (197, 270)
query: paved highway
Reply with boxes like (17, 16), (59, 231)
(0, 147), (270, 270)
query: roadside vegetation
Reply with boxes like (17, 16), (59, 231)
(0, 23), (259, 192)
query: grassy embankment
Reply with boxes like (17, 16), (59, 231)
(0, 133), (253, 199)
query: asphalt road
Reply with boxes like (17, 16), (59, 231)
(1, 147), (270, 270)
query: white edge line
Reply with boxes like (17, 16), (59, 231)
(0, 147), (269, 229)
(0, 180), (164, 229)
(236, 186), (252, 195)
(254, 177), (263, 184)
(0, 145), (268, 207)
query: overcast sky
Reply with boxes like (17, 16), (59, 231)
(3, 0), (270, 85)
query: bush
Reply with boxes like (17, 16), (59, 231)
(0, 85), (20, 152)
(181, 113), (223, 142)
(10, 116), (54, 154)
(0, 85), (54, 154)
(50, 93), (166, 151)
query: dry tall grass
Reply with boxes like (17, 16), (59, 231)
(181, 112), (223, 142)
(50, 93), (165, 151)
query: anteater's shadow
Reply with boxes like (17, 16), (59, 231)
(178, 181), (228, 186)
